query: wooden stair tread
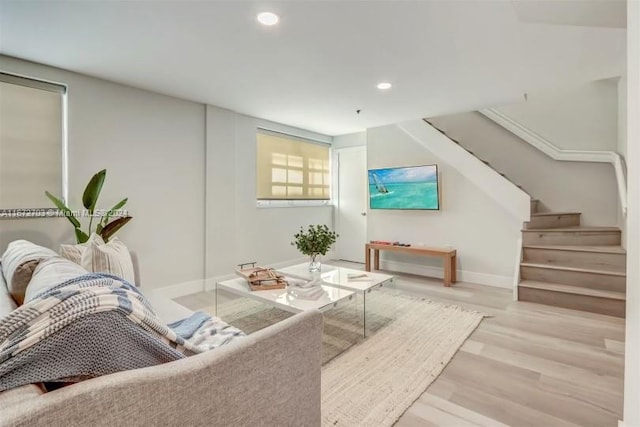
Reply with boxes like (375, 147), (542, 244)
(523, 244), (626, 254)
(520, 262), (626, 276)
(522, 226), (620, 232)
(519, 280), (625, 300)
(530, 212), (581, 217)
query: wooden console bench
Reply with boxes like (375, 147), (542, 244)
(365, 243), (457, 286)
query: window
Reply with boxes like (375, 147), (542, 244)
(0, 73), (66, 213)
(256, 129), (330, 201)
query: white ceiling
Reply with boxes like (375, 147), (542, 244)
(0, 0), (626, 136)
(512, 0), (627, 28)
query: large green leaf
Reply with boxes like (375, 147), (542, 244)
(45, 191), (81, 228)
(82, 169), (106, 212)
(75, 228), (89, 244)
(100, 216), (132, 242)
(100, 197), (128, 227)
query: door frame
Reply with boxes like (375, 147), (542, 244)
(333, 145), (367, 262)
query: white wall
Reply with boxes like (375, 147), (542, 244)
(496, 79), (619, 151)
(623, 1), (640, 426)
(205, 105), (334, 279)
(618, 76), (628, 159)
(429, 112), (618, 227)
(367, 124), (523, 287)
(333, 132), (366, 149)
(0, 55), (206, 289)
(618, 76), (628, 246)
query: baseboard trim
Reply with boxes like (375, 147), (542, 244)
(379, 259), (512, 289)
(150, 253), (513, 298)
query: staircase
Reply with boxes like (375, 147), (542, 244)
(520, 203), (626, 317)
(424, 118), (627, 318)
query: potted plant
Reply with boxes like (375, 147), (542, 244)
(291, 224), (339, 272)
(45, 169), (132, 243)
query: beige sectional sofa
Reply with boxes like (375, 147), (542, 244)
(0, 257), (323, 426)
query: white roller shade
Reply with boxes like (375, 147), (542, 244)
(0, 74), (65, 210)
(256, 129), (330, 200)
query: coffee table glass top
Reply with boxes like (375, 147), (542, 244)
(277, 263), (394, 292)
(216, 276), (354, 314)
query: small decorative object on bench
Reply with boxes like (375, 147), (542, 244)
(236, 262), (287, 291)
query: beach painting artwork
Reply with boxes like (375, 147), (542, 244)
(368, 165), (440, 210)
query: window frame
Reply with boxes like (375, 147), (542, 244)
(0, 71), (68, 218)
(255, 128), (332, 208)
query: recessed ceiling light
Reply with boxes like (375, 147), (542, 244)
(257, 12), (279, 26)
(377, 82), (392, 90)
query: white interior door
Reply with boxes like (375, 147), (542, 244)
(336, 147), (367, 263)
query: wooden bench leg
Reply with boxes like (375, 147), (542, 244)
(450, 254), (457, 284)
(365, 247), (371, 272)
(374, 249), (380, 271)
(443, 254), (456, 287)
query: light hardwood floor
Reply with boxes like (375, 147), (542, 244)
(330, 261), (624, 427)
(177, 261), (625, 426)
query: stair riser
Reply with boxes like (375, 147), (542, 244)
(522, 231), (621, 246)
(523, 248), (626, 273)
(525, 214), (581, 230)
(520, 266), (626, 293)
(530, 200), (539, 213)
(518, 286), (625, 318)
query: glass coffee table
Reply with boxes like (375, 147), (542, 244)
(277, 263), (396, 337)
(216, 275), (363, 361)
(216, 276), (355, 315)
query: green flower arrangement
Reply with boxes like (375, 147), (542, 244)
(291, 224), (339, 258)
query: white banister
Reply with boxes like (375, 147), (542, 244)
(480, 108), (628, 216)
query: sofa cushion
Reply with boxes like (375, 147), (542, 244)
(144, 289), (195, 325)
(24, 257), (89, 303)
(1, 240), (58, 305)
(80, 234), (135, 284)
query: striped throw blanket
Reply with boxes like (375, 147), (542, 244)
(0, 274), (244, 392)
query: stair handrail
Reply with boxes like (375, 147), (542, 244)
(397, 120), (531, 221)
(480, 108), (628, 216)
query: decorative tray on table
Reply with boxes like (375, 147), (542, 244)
(236, 262), (287, 291)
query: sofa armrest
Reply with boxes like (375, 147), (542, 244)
(1, 310), (323, 427)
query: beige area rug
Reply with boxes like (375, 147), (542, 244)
(321, 297), (485, 427)
(182, 290), (485, 426)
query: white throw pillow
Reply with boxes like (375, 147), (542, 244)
(59, 243), (86, 265)
(24, 257), (89, 303)
(1, 240), (58, 304)
(81, 234), (136, 284)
